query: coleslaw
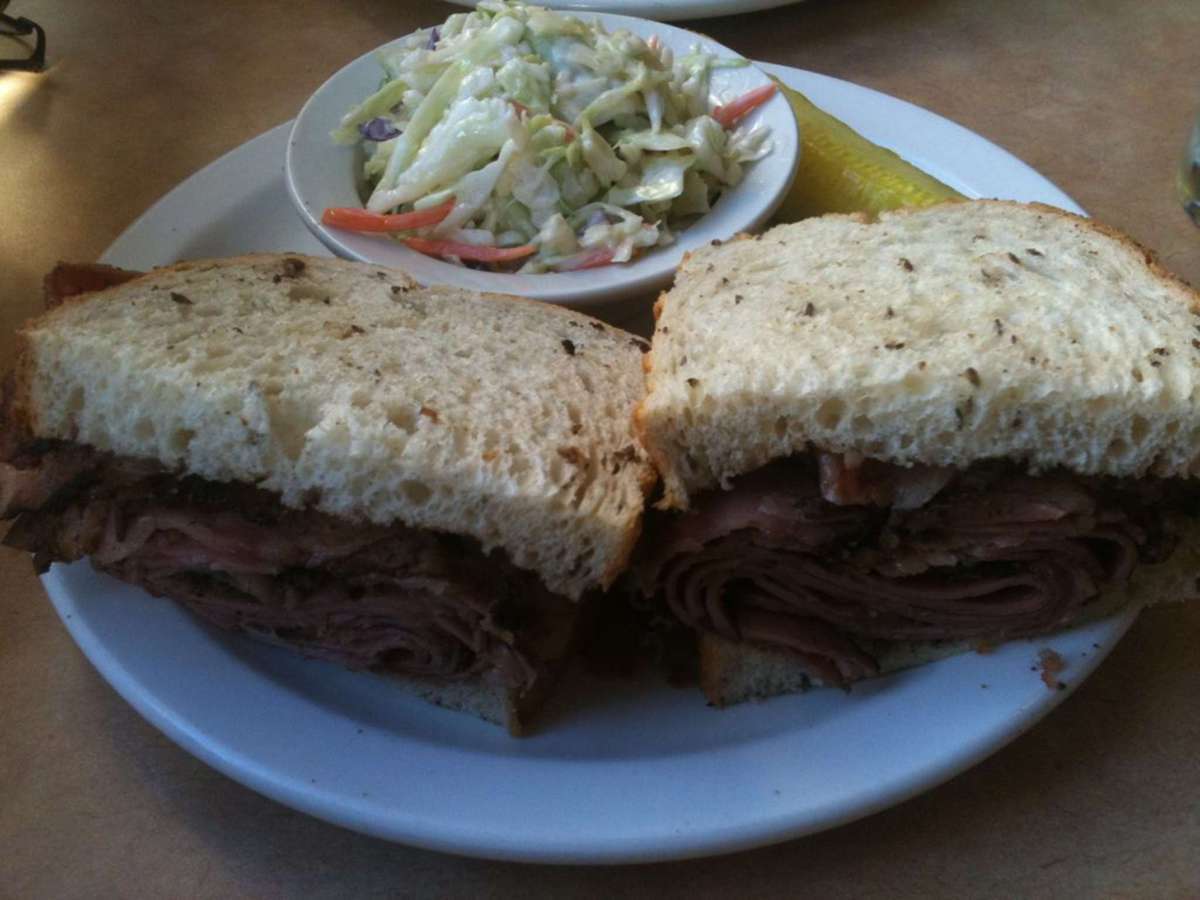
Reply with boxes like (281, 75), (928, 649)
(325, 1), (775, 272)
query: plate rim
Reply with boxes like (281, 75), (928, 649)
(446, 0), (809, 23)
(62, 63), (1128, 865)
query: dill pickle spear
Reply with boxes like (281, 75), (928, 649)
(771, 77), (965, 223)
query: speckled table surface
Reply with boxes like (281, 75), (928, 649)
(1, 1), (1198, 896)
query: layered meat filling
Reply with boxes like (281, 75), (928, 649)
(0, 440), (565, 694)
(3, 264), (576, 699)
(640, 453), (1187, 686)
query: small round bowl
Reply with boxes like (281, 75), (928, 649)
(285, 11), (799, 310)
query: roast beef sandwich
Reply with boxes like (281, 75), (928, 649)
(0, 254), (654, 733)
(634, 200), (1200, 705)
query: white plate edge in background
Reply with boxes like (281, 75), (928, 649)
(447, 0), (808, 23)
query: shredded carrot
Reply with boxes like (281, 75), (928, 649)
(321, 199), (456, 233)
(554, 247), (616, 271)
(712, 83), (778, 128)
(403, 237), (538, 263)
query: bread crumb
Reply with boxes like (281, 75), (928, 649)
(1037, 648), (1067, 690)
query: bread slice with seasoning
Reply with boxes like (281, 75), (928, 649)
(634, 200), (1200, 705)
(1, 254), (655, 733)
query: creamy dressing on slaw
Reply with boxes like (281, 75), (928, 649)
(332, 1), (773, 271)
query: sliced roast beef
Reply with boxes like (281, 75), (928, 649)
(0, 444), (99, 516)
(42, 262), (143, 309)
(642, 454), (1186, 685)
(2, 442), (560, 694)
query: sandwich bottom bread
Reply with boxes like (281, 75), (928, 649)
(0, 254), (654, 733)
(634, 200), (1200, 705)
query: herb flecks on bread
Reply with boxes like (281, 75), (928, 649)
(16, 254), (654, 599)
(637, 201), (1200, 509)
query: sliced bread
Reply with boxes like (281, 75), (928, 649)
(11, 254), (655, 599)
(637, 201), (1200, 509)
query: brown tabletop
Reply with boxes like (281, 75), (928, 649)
(2, 1), (1199, 896)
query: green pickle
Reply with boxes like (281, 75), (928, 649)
(771, 77), (965, 222)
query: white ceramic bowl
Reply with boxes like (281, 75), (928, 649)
(285, 12), (799, 310)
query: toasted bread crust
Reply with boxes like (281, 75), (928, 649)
(3, 332), (38, 453)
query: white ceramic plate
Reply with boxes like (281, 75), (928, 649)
(447, 0), (807, 22)
(52, 63), (1121, 865)
(285, 12), (799, 309)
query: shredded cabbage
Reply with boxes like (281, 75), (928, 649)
(334, 0), (775, 268)
(368, 96), (517, 211)
(606, 154), (691, 207)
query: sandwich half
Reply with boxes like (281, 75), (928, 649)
(1, 254), (654, 733)
(635, 200), (1200, 705)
